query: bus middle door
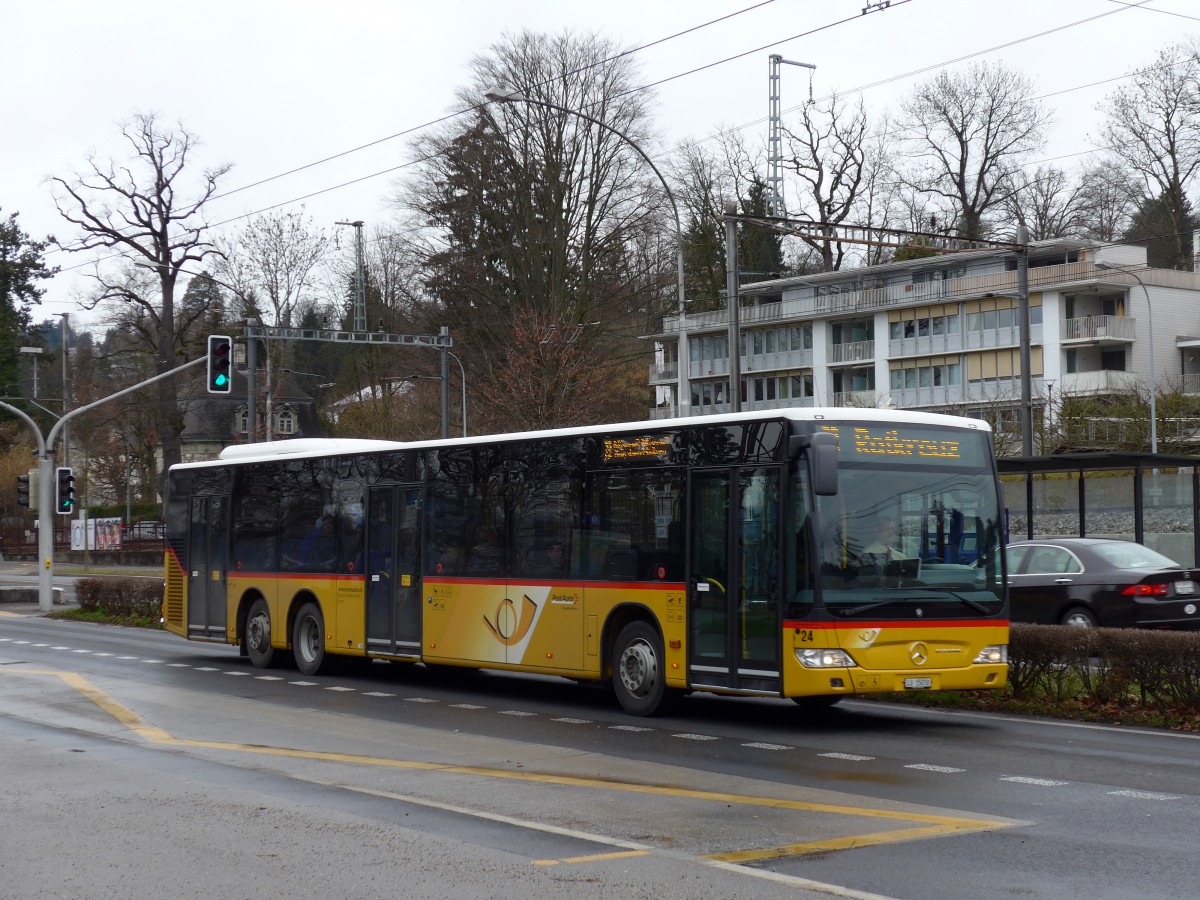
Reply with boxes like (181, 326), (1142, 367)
(687, 467), (782, 694)
(365, 485), (422, 657)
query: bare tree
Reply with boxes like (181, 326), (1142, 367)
(219, 209), (329, 327)
(1097, 44), (1200, 268)
(1074, 158), (1141, 242)
(898, 62), (1051, 241)
(50, 112), (230, 484)
(1003, 166), (1089, 240)
(784, 92), (870, 271)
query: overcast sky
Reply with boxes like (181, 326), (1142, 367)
(4, 0), (1195, 330)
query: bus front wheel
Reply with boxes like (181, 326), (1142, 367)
(612, 621), (667, 716)
(293, 601), (326, 676)
(245, 598), (276, 668)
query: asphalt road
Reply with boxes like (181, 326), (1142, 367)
(1, 614), (1196, 899)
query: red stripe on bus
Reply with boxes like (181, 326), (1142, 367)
(783, 619), (1007, 630)
(422, 576), (685, 592)
(228, 571), (365, 581)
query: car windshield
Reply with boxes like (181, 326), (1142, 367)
(807, 460), (1005, 619)
(1092, 542), (1179, 570)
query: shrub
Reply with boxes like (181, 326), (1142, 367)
(75, 577), (162, 619)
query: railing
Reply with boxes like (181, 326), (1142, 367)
(828, 340), (874, 364)
(1059, 370), (1139, 395)
(1061, 315), (1136, 342)
(647, 361), (678, 384)
(831, 390), (879, 407)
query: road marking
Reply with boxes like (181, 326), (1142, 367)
(1002, 776), (1069, 786)
(325, 686), (355, 692)
(534, 849), (650, 866)
(195, 666), (219, 671)
(610, 724), (652, 732)
(71, 649), (90, 653)
(3, 666), (1023, 884)
(451, 703), (485, 709)
(255, 675), (284, 681)
(117, 656), (138, 660)
(821, 752), (875, 761)
(905, 764), (965, 773)
(224, 671), (249, 676)
(1108, 789), (1181, 801)
(674, 733), (718, 741)
(404, 696), (437, 703)
(743, 742), (791, 750)
(553, 717), (592, 724)
(290, 681), (317, 686)
(363, 691), (395, 697)
(500, 710), (536, 717)
(141, 659), (163, 664)
(167, 663), (189, 668)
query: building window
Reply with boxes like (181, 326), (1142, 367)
(276, 408), (296, 435)
(237, 406), (249, 434)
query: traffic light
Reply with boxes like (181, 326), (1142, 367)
(55, 467), (75, 516)
(16, 473), (31, 508)
(206, 335), (233, 394)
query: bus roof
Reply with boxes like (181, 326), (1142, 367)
(171, 407), (993, 472)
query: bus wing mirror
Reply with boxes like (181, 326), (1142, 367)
(789, 432), (838, 496)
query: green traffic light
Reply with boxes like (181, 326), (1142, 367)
(214, 373), (228, 386)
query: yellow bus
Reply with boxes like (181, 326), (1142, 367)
(162, 409), (1008, 715)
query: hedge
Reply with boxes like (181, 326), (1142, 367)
(75, 577), (162, 619)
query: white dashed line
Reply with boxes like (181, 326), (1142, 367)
(167, 663), (189, 668)
(673, 733), (719, 741)
(117, 656), (138, 660)
(743, 741), (791, 750)
(290, 681), (317, 686)
(363, 691), (395, 697)
(553, 717), (593, 724)
(905, 764), (965, 773)
(1108, 789), (1182, 801)
(325, 686), (355, 692)
(224, 671), (249, 676)
(500, 710), (536, 717)
(32, 643), (48, 647)
(404, 697), (438, 703)
(610, 724), (652, 732)
(195, 666), (219, 672)
(451, 703), (486, 709)
(94, 653), (113, 657)
(820, 752), (875, 761)
(71, 649), (90, 653)
(255, 676), (284, 681)
(52, 646), (70, 650)
(1002, 776), (1069, 786)
(141, 659), (163, 664)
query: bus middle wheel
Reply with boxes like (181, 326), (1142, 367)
(293, 601), (326, 676)
(244, 598), (275, 668)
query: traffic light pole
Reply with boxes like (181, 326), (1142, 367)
(0, 356), (205, 612)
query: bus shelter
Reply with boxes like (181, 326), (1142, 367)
(998, 452), (1200, 567)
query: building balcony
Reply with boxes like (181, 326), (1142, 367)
(1059, 370), (1139, 396)
(648, 361), (678, 385)
(1061, 315), (1136, 344)
(831, 389), (880, 407)
(828, 340), (874, 364)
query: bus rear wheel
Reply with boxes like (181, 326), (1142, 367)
(612, 621), (667, 716)
(244, 598), (276, 668)
(293, 601), (326, 676)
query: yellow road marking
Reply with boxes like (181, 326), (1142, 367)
(534, 850), (650, 866)
(3, 666), (1019, 865)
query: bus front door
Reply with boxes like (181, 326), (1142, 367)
(365, 485), (422, 657)
(687, 468), (781, 694)
(186, 496), (228, 639)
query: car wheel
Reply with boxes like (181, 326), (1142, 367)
(1061, 606), (1097, 628)
(244, 598), (276, 668)
(293, 601), (326, 676)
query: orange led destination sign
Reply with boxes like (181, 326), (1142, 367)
(603, 435), (671, 463)
(821, 425), (967, 462)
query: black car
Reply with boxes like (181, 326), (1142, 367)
(1006, 538), (1200, 628)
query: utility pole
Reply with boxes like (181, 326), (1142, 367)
(725, 202), (741, 412)
(336, 220), (367, 333)
(767, 55), (816, 219)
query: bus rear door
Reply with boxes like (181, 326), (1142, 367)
(186, 495), (228, 639)
(687, 467), (782, 694)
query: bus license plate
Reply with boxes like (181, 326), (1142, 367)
(904, 677), (932, 690)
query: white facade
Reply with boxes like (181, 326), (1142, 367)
(646, 240), (1200, 448)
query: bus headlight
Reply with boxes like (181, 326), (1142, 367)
(974, 645), (1007, 664)
(797, 648), (857, 669)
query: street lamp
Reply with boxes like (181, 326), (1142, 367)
(484, 88), (690, 418)
(1096, 262), (1157, 455)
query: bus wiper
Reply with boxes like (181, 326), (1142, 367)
(841, 598), (906, 616)
(942, 589), (990, 614)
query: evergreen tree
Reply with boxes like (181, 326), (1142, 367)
(0, 210), (56, 396)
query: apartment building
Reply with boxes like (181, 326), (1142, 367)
(646, 238), (1200, 445)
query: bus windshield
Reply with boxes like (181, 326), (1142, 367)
(809, 459), (1004, 620)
